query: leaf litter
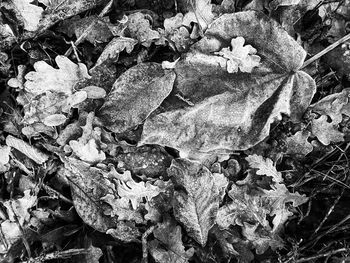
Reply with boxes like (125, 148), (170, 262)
(1, 0), (350, 262)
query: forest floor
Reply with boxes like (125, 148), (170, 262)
(1, 0), (350, 262)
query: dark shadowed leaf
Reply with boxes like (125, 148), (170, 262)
(149, 216), (194, 263)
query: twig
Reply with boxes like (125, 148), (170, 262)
(42, 184), (73, 204)
(301, 32), (350, 69)
(141, 226), (155, 263)
(293, 248), (349, 263)
(22, 248), (91, 263)
(64, 0), (113, 57)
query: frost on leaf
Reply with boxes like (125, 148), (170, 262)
(246, 154), (283, 183)
(216, 154), (308, 254)
(285, 130), (313, 156)
(69, 112), (106, 164)
(13, 56), (91, 136)
(2, 0), (44, 31)
(149, 217), (195, 263)
(168, 158), (220, 246)
(98, 62), (176, 133)
(309, 88), (350, 145)
(24, 56), (90, 95)
(215, 37), (261, 73)
(140, 11), (316, 160)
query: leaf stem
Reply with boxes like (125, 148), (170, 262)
(301, 32), (350, 69)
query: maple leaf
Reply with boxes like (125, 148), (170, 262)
(69, 112), (106, 163)
(139, 11), (316, 160)
(168, 158), (220, 246)
(149, 217), (195, 263)
(215, 37), (261, 73)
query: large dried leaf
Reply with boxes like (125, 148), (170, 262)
(140, 11), (316, 160)
(98, 63), (176, 133)
(168, 159), (220, 246)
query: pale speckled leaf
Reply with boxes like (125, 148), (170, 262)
(24, 56), (90, 95)
(168, 159), (220, 246)
(139, 11), (316, 160)
(98, 62), (176, 133)
(6, 135), (49, 164)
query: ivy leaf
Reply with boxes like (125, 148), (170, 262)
(140, 11), (316, 160)
(149, 217), (195, 263)
(168, 159), (220, 246)
(0, 145), (11, 173)
(98, 63), (176, 133)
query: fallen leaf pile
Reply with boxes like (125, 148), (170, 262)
(1, 0), (350, 262)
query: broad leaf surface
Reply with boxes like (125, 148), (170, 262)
(140, 11), (316, 160)
(168, 158), (220, 246)
(98, 62), (176, 133)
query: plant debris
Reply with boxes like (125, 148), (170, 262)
(1, 0), (350, 262)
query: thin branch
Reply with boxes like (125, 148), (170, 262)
(294, 248), (349, 263)
(64, 0), (113, 57)
(301, 32), (350, 69)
